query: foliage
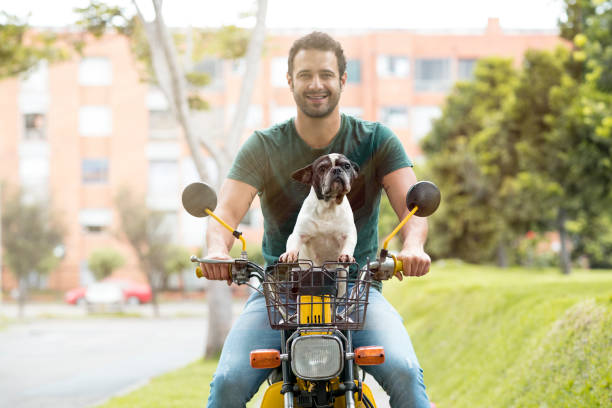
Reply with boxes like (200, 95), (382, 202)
(229, 240), (265, 266)
(0, 186), (64, 316)
(421, 0), (612, 270)
(114, 187), (172, 316)
(164, 245), (191, 276)
(88, 248), (126, 280)
(0, 12), (69, 79)
(421, 58), (519, 264)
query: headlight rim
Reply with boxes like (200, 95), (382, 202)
(290, 334), (344, 381)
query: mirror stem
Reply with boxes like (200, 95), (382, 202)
(205, 208), (247, 251)
(382, 206), (419, 250)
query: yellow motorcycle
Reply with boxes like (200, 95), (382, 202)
(182, 181), (440, 408)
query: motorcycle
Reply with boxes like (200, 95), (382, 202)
(182, 180), (441, 408)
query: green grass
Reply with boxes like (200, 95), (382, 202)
(385, 261), (612, 407)
(97, 262), (612, 407)
(96, 359), (219, 408)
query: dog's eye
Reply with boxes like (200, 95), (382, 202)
(343, 163), (351, 170)
(319, 167), (327, 174)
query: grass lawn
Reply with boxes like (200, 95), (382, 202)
(97, 262), (612, 407)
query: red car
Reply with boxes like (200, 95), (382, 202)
(65, 278), (152, 306)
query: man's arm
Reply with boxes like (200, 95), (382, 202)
(201, 179), (258, 283)
(382, 167), (431, 278)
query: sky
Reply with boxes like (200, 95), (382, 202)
(1, 0), (566, 31)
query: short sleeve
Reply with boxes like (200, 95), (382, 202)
(227, 132), (267, 191)
(374, 123), (413, 182)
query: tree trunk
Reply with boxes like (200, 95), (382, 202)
(18, 276), (27, 319)
(496, 241), (508, 268)
(203, 0), (268, 358)
(204, 281), (233, 357)
(558, 208), (571, 275)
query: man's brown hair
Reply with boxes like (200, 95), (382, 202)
(287, 31), (347, 78)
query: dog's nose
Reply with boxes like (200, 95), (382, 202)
(332, 167), (342, 175)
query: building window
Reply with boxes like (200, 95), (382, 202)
(411, 106), (442, 142)
(193, 58), (223, 89)
(23, 113), (46, 140)
(149, 110), (179, 139)
(379, 106), (409, 128)
(377, 55), (410, 78)
(78, 57), (112, 86)
(79, 106), (112, 136)
(79, 208), (112, 234)
(148, 160), (179, 197)
(271, 106), (295, 123)
(458, 59), (477, 81)
(340, 107), (364, 119)
(414, 58), (452, 92)
(270, 57), (289, 87)
(82, 159), (109, 184)
(346, 59), (362, 83)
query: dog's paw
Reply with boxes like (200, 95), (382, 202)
(338, 254), (355, 263)
(279, 250), (299, 263)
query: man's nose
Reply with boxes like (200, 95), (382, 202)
(308, 75), (323, 89)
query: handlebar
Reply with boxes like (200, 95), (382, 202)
(191, 253), (401, 284)
(190, 255), (265, 285)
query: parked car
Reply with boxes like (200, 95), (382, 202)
(64, 278), (152, 306)
(85, 282), (124, 312)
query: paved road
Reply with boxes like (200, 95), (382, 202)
(0, 317), (209, 408)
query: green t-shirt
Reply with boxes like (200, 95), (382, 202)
(228, 113), (412, 275)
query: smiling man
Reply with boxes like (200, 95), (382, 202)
(201, 32), (432, 407)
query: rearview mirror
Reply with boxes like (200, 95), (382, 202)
(405, 181), (441, 217)
(182, 182), (218, 218)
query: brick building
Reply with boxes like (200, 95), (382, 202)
(0, 19), (563, 291)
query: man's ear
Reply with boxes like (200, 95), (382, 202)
(287, 72), (293, 91)
(292, 164), (313, 185)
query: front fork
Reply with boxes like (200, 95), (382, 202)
(280, 330), (295, 408)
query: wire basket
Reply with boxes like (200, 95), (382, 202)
(262, 261), (371, 330)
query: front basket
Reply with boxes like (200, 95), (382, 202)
(262, 261), (371, 330)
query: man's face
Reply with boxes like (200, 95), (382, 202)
(288, 49), (347, 118)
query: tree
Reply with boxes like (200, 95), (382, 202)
(0, 12), (69, 80)
(163, 244), (191, 290)
(88, 248), (126, 280)
(421, 58), (520, 264)
(75, 0), (268, 356)
(0, 186), (64, 318)
(114, 187), (171, 317)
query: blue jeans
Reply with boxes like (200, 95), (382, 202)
(207, 287), (430, 407)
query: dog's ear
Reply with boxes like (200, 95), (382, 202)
(292, 164), (314, 185)
(350, 161), (360, 180)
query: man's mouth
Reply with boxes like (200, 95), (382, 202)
(306, 93), (328, 102)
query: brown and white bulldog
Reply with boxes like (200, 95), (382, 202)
(279, 153), (359, 268)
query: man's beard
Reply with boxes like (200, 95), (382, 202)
(292, 86), (342, 118)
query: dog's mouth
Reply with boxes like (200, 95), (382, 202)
(323, 177), (350, 200)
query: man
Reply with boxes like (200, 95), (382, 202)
(201, 31), (432, 407)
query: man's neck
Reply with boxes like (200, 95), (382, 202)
(294, 108), (342, 149)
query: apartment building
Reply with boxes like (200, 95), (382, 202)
(0, 19), (563, 291)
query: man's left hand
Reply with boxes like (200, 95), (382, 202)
(395, 246), (431, 280)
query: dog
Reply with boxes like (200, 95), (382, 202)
(279, 153), (359, 270)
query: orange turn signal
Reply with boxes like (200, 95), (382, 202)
(354, 346), (385, 366)
(250, 349), (281, 369)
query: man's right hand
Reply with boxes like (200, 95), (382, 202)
(200, 252), (233, 286)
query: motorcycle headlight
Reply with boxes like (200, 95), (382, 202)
(291, 335), (344, 380)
